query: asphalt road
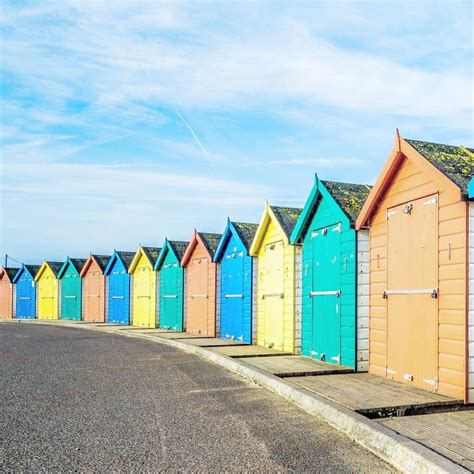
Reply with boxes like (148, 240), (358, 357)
(0, 323), (394, 472)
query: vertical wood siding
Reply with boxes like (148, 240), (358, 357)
(368, 157), (467, 399)
(216, 263), (221, 337)
(251, 257), (258, 344)
(357, 230), (370, 372)
(468, 202), (474, 402)
(295, 246), (302, 354)
(256, 218), (297, 353)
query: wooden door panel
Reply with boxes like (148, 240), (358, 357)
(387, 194), (438, 389)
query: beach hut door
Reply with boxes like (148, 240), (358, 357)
(190, 258), (209, 333)
(17, 274), (33, 318)
(222, 249), (245, 340)
(310, 224), (341, 363)
(386, 194), (438, 390)
(264, 241), (284, 350)
(88, 271), (101, 321)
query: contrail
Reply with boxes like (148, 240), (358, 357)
(170, 104), (214, 166)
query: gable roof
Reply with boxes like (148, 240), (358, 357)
(321, 181), (372, 223)
(291, 177), (372, 243)
(13, 264), (41, 283)
(214, 220), (258, 262)
(405, 139), (473, 197)
(357, 133), (474, 229)
(35, 260), (63, 280)
(58, 257), (87, 279)
(181, 230), (223, 266)
(129, 246), (161, 273)
(104, 250), (136, 275)
(142, 247), (161, 266)
(198, 232), (222, 258)
(249, 202), (302, 255)
(270, 206), (302, 238)
(0, 266), (19, 282)
(155, 240), (189, 270)
(233, 222), (259, 250)
(80, 255), (111, 277)
(92, 255), (111, 272)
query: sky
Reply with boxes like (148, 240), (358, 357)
(1, 0), (472, 264)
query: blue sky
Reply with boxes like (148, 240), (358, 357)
(1, 1), (472, 264)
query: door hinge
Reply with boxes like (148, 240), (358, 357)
(386, 367), (397, 375)
(330, 355), (340, 363)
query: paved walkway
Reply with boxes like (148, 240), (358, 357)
(0, 323), (393, 472)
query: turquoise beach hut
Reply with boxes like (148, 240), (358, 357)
(291, 176), (371, 371)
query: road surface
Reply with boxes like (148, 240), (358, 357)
(0, 323), (393, 472)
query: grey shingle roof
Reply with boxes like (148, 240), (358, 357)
(91, 255), (111, 273)
(25, 265), (41, 278)
(69, 258), (87, 274)
(321, 180), (372, 224)
(47, 261), (64, 277)
(168, 241), (189, 261)
(142, 247), (161, 266)
(406, 139), (473, 197)
(270, 206), (302, 238)
(116, 251), (136, 271)
(232, 222), (259, 251)
(198, 232), (222, 258)
(4, 267), (19, 281)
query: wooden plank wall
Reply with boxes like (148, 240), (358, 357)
(468, 202), (474, 402)
(368, 156), (467, 400)
(256, 218), (296, 353)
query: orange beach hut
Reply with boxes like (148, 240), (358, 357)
(356, 133), (473, 402)
(181, 230), (222, 337)
(80, 254), (111, 323)
(0, 267), (19, 318)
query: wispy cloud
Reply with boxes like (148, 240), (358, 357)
(1, 0), (472, 260)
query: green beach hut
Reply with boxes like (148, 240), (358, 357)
(58, 257), (87, 321)
(291, 176), (371, 371)
(155, 239), (188, 331)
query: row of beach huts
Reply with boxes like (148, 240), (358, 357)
(1, 134), (474, 404)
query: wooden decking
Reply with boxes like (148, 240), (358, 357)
(291, 373), (462, 415)
(182, 338), (247, 347)
(379, 411), (474, 471)
(241, 356), (354, 377)
(209, 345), (292, 358)
(147, 332), (213, 339)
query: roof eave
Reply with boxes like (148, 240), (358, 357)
(213, 219), (236, 263)
(290, 178), (320, 244)
(357, 135), (465, 229)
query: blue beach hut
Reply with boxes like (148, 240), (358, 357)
(104, 250), (135, 325)
(13, 264), (41, 319)
(214, 219), (258, 343)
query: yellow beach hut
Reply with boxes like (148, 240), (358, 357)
(129, 246), (161, 328)
(250, 202), (302, 353)
(35, 261), (63, 320)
